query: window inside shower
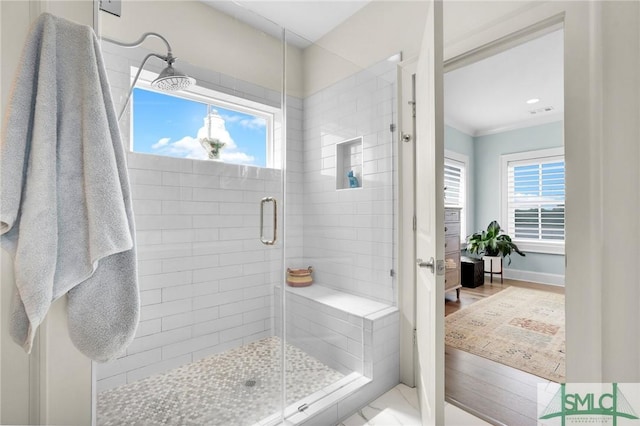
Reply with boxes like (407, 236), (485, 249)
(129, 71), (278, 168)
(95, 2), (399, 425)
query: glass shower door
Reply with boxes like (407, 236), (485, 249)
(279, 29), (399, 423)
(95, 2), (287, 424)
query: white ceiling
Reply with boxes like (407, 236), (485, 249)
(201, 1), (371, 48)
(201, 2), (563, 135)
(444, 29), (564, 136)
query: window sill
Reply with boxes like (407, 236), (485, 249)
(513, 239), (565, 255)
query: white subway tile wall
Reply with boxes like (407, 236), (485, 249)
(97, 160), (284, 389)
(293, 308), (400, 426)
(279, 284), (398, 389)
(97, 41), (305, 390)
(302, 61), (397, 305)
(287, 290), (364, 375)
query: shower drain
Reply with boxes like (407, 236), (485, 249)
(244, 379), (257, 387)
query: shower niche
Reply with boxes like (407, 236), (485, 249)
(336, 137), (363, 190)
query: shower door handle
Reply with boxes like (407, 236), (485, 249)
(260, 197), (277, 245)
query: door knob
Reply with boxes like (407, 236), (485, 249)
(417, 257), (435, 273)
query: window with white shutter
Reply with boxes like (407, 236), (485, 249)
(501, 148), (565, 254)
(444, 159), (464, 207)
(444, 151), (468, 241)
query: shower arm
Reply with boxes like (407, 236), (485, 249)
(102, 32), (173, 56)
(116, 52), (169, 121)
(101, 33), (176, 121)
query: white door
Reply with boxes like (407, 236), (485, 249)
(414, 1), (445, 424)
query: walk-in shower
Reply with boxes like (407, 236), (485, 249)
(95, 2), (400, 424)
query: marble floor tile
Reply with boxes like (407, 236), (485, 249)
(444, 402), (492, 426)
(359, 386), (422, 425)
(339, 384), (490, 426)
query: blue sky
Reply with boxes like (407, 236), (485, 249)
(513, 162), (565, 202)
(132, 88), (267, 166)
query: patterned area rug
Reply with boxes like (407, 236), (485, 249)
(446, 286), (565, 382)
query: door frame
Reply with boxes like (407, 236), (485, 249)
(398, 59), (417, 388)
(441, 0), (606, 383)
(399, 0), (611, 394)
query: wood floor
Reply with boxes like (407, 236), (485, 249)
(444, 278), (565, 426)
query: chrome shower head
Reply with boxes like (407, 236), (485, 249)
(152, 63), (195, 91)
(102, 32), (197, 121)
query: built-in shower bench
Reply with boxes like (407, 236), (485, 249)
(271, 284), (400, 425)
(287, 284), (393, 317)
(285, 284), (398, 379)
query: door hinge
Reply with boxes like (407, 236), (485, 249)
(390, 123), (396, 132)
(413, 328), (417, 345)
(413, 215), (417, 231)
(99, 0), (122, 17)
(390, 269), (395, 277)
(408, 100), (416, 118)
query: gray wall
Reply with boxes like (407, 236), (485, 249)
(444, 121), (565, 283)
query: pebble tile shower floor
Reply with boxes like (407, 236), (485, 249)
(97, 337), (345, 425)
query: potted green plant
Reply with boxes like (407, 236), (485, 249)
(466, 221), (525, 276)
(199, 137), (225, 160)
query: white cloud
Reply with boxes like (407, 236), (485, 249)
(220, 114), (241, 123)
(221, 114), (266, 130)
(240, 117), (266, 130)
(150, 111), (256, 164)
(197, 112), (236, 149)
(152, 137), (170, 149)
(152, 135), (207, 160)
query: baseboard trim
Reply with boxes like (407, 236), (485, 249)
(502, 269), (565, 286)
(445, 396), (507, 426)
